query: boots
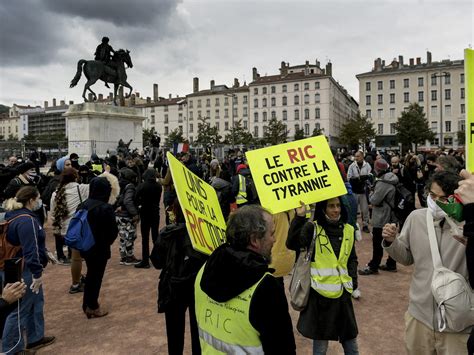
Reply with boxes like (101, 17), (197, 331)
(84, 306), (108, 319)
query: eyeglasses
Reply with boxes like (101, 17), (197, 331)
(428, 191), (449, 204)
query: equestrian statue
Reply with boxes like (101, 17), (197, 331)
(70, 37), (133, 105)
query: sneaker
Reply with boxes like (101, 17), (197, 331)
(379, 264), (397, 272)
(119, 257), (127, 265)
(80, 274), (86, 285)
(362, 226), (370, 233)
(26, 336), (56, 350)
(134, 261), (150, 269)
(69, 283), (84, 294)
(358, 266), (378, 275)
(46, 251), (58, 265)
(352, 289), (361, 299)
(57, 257), (71, 266)
(123, 256), (141, 266)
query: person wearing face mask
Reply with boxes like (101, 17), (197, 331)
(1, 186), (55, 353)
(3, 162), (39, 200)
(382, 171), (469, 354)
(287, 197), (359, 355)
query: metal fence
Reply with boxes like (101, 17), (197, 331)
(0, 140), (68, 163)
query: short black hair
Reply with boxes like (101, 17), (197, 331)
(427, 171), (461, 196)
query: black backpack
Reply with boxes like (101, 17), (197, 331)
(388, 183), (415, 223)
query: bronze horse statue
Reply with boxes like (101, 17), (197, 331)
(70, 49), (133, 105)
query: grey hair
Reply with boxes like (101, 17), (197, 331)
(226, 205), (270, 249)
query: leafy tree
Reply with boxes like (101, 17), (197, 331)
(143, 128), (155, 147)
(312, 126), (324, 137)
(224, 119), (253, 146)
(394, 103), (435, 153)
(294, 128), (305, 141)
(164, 128), (185, 148)
(0, 104), (9, 114)
(7, 134), (18, 141)
(339, 112), (376, 151)
(263, 117), (287, 145)
(195, 117), (222, 147)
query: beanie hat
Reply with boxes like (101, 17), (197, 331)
(56, 156), (69, 172)
(17, 162), (36, 174)
(374, 159), (389, 174)
(236, 164), (247, 173)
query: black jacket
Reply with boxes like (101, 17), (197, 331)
(198, 243), (296, 355)
(136, 169), (162, 219)
(81, 177), (118, 260)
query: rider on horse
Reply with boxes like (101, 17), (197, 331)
(95, 37), (115, 88)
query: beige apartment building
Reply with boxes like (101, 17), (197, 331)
(356, 52), (465, 150)
(249, 61), (358, 146)
(0, 104), (24, 140)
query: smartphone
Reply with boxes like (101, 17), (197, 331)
(4, 257), (22, 285)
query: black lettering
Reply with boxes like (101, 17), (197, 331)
(313, 161), (323, 174)
(294, 166), (303, 178)
(470, 122), (474, 144)
(322, 160), (330, 172)
(263, 174), (272, 186)
(321, 174), (331, 187)
(311, 177), (321, 190)
(223, 319), (232, 334)
(318, 234), (332, 254)
(288, 184), (297, 196)
(277, 170), (288, 183)
(297, 181), (306, 194)
(205, 309), (213, 325)
(301, 164), (310, 177)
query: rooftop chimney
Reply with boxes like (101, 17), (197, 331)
(398, 55), (404, 67)
(233, 78), (239, 88)
(153, 83), (159, 102)
(210, 80), (215, 89)
(409, 58), (414, 66)
(374, 58), (382, 71)
(52, 98), (57, 106)
(252, 67), (258, 81)
(60, 100), (65, 106)
(135, 92), (140, 98)
(315, 59), (320, 67)
(169, 94), (172, 99)
(130, 94), (136, 106)
(427, 51), (432, 65)
(69, 100), (74, 105)
(193, 77), (199, 93)
(44, 101), (48, 109)
(98, 94), (103, 101)
(146, 97), (151, 104)
(416, 57), (421, 65)
(325, 62), (332, 77)
(304, 61), (310, 76)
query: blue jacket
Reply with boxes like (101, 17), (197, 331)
(5, 208), (47, 278)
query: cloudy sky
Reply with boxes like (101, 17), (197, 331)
(0, 0), (472, 107)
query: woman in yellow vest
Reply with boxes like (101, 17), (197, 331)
(287, 197), (359, 355)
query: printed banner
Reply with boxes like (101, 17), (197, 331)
(465, 49), (474, 172)
(167, 152), (226, 255)
(246, 136), (347, 214)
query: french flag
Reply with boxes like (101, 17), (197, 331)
(173, 142), (189, 155)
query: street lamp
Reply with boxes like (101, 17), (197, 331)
(224, 93), (236, 148)
(431, 71), (450, 148)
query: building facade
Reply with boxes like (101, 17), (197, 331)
(356, 52), (465, 150)
(0, 104), (25, 140)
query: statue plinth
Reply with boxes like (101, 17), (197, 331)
(64, 103), (145, 160)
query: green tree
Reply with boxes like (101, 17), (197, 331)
(263, 117), (287, 145)
(339, 113), (376, 151)
(196, 117), (222, 147)
(224, 119), (253, 146)
(394, 103), (435, 153)
(164, 128), (185, 148)
(142, 128), (155, 147)
(294, 128), (305, 141)
(312, 126), (324, 137)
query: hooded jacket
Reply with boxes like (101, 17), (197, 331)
(116, 168), (138, 218)
(198, 243), (296, 354)
(370, 171), (399, 228)
(136, 169), (162, 218)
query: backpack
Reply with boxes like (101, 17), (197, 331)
(0, 214), (31, 270)
(65, 202), (101, 252)
(393, 183), (415, 221)
(244, 175), (259, 204)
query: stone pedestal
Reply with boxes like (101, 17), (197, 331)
(64, 103), (145, 161)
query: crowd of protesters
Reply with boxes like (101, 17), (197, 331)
(0, 141), (472, 354)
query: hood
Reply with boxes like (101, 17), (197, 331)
(210, 177), (231, 190)
(5, 208), (37, 220)
(142, 168), (157, 182)
(119, 167), (137, 183)
(99, 172), (120, 204)
(380, 172), (399, 185)
(89, 177), (111, 203)
(200, 244), (270, 303)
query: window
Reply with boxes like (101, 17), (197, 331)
(150, 115), (155, 124)
(378, 94), (383, 105)
(315, 81), (320, 89)
(254, 126), (259, 137)
(263, 112), (267, 121)
(271, 111), (276, 119)
(366, 82), (371, 91)
(206, 110), (210, 118)
(366, 95), (371, 105)
(294, 124), (300, 132)
(304, 82), (309, 90)
(164, 114), (169, 123)
(282, 85), (287, 92)
(271, 97), (276, 106)
(294, 83), (299, 91)
(461, 73), (465, 83)
(366, 109), (371, 118)
(254, 88), (258, 95)
(431, 106), (438, 115)
(390, 108), (395, 118)
(215, 109), (219, 119)
(262, 98), (267, 107)
(164, 105), (169, 112)
(431, 90), (437, 101)
(431, 138), (439, 146)
(377, 109), (383, 119)
(304, 94), (310, 104)
(459, 120), (465, 131)
(189, 100), (193, 108)
(254, 112), (258, 122)
(225, 121), (229, 130)
(233, 96), (238, 104)
(431, 121), (438, 131)
(206, 99), (210, 107)
(390, 123), (396, 134)
(198, 110), (202, 118)
(431, 76), (437, 86)
(282, 96), (287, 106)
(378, 124), (383, 135)
(315, 123), (321, 131)
(178, 126), (183, 133)
(215, 98), (219, 106)
(294, 109), (300, 120)
(178, 113), (183, 122)
(243, 95), (248, 104)
(418, 91), (424, 102)
(271, 86), (276, 94)
(233, 107), (237, 117)
(377, 81), (383, 90)
(294, 95), (299, 105)
(461, 104), (465, 114)
(445, 89), (451, 100)
(445, 121), (451, 132)
(224, 97), (229, 106)
(254, 99), (258, 108)
(189, 111), (194, 120)
(304, 109), (310, 119)
(403, 78), (409, 88)
(189, 123), (193, 133)
(444, 137), (453, 146)
(243, 121), (248, 129)
(164, 126), (168, 135)
(243, 107), (248, 117)
(418, 77), (424, 87)
(390, 93), (395, 104)
(461, 88), (465, 99)
(445, 105), (451, 116)
(390, 80), (395, 89)
(215, 122), (219, 130)
(262, 87), (267, 94)
(197, 99), (202, 108)
(304, 124), (310, 135)
(283, 110), (287, 120)
(315, 93), (320, 103)
(445, 75), (451, 85)
(315, 108), (320, 119)
(224, 108), (229, 118)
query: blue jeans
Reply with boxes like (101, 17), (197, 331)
(1, 269), (45, 353)
(313, 338), (359, 355)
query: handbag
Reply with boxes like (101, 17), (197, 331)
(289, 226), (317, 311)
(426, 209), (474, 332)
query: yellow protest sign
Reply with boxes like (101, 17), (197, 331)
(167, 152), (226, 255)
(246, 136), (347, 214)
(465, 48), (474, 172)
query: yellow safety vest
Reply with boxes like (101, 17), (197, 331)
(194, 265), (268, 354)
(310, 223), (354, 299)
(235, 175), (248, 205)
(91, 163), (103, 173)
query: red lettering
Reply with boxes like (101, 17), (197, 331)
(198, 217), (213, 250)
(287, 148), (299, 163)
(185, 209), (206, 247)
(304, 145), (315, 159)
(288, 145), (316, 163)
